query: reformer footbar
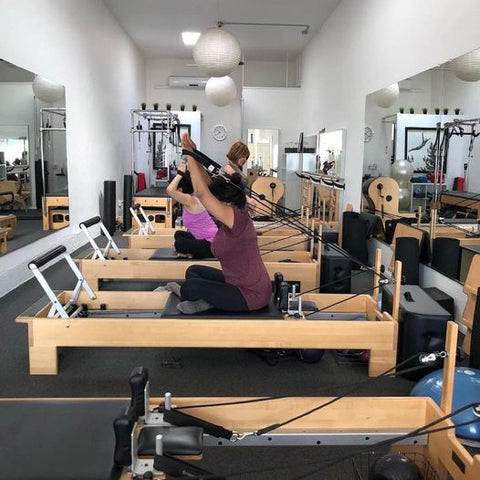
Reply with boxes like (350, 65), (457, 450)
(28, 245), (96, 319)
(79, 216), (121, 259)
(130, 203), (156, 235)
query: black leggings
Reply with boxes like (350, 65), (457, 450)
(180, 265), (249, 312)
(174, 231), (214, 259)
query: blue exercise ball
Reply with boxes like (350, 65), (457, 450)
(369, 453), (423, 479)
(410, 367), (480, 441)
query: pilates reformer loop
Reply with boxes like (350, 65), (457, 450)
(28, 245), (96, 320)
(79, 215), (121, 259)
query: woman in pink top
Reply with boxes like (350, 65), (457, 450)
(175, 133), (272, 314)
(166, 163), (218, 259)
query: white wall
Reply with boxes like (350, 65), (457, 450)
(0, 0), (145, 297)
(242, 87), (301, 156)
(145, 57), (301, 165)
(300, 0), (480, 210)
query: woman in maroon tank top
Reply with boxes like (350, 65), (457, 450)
(174, 133), (272, 315)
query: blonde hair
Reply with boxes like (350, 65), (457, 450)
(226, 141), (250, 166)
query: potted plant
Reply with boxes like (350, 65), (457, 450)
(399, 107), (404, 113)
(443, 108), (449, 114)
(153, 102), (159, 111)
(434, 107), (440, 114)
(422, 107), (428, 114)
(166, 103), (171, 111)
(141, 102), (147, 110)
(455, 108), (461, 115)
(192, 104), (197, 112)
(180, 104), (185, 111)
(409, 107), (415, 114)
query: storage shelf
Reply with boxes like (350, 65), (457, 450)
(410, 182), (447, 211)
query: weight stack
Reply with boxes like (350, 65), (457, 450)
(103, 180), (116, 235)
(382, 284), (451, 380)
(123, 175), (133, 232)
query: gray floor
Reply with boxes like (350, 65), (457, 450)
(0, 233), (417, 479)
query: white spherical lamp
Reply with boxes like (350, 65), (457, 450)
(193, 27), (241, 77)
(205, 76), (237, 107)
(451, 49), (480, 82)
(32, 75), (65, 103)
(372, 83), (399, 108)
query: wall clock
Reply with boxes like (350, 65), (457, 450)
(212, 124), (228, 142)
(364, 126), (374, 143)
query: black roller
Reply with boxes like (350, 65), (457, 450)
(123, 174), (133, 232)
(342, 212), (368, 266)
(79, 216), (101, 229)
(431, 237), (461, 279)
(28, 245), (67, 269)
(395, 237), (420, 285)
(103, 180), (116, 235)
(469, 287), (480, 369)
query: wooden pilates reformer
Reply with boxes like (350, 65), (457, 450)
(42, 193), (69, 230)
(4, 322), (479, 479)
(124, 213), (310, 251)
(77, 216), (320, 291)
(16, 244), (399, 376)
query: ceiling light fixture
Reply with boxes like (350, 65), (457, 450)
(372, 83), (399, 108)
(450, 49), (480, 82)
(182, 31), (201, 46)
(205, 76), (237, 107)
(216, 20), (310, 35)
(193, 26), (241, 77)
(32, 75), (65, 103)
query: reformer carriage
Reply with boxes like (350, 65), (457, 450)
(16, 244), (399, 377)
(3, 322), (480, 479)
(76, 216), (321, 292)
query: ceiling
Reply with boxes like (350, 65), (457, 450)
(103, 0), (341, 61)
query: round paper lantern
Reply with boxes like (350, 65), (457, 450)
(451, 49), (480, 82)
(205, 76), (237, 107)
(32, 75), (65, 103)
(193, 27), (241, 77)
(372, 83), (399, 108)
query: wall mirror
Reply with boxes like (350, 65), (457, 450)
(0, 59), (68, 257)
(247, 128), (279, 173)
(363, 46), (480, 282)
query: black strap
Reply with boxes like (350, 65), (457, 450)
(163, 408), (233, 440)
(182, 148), (222, 174)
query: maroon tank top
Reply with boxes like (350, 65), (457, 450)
(211, 208), (272, 310)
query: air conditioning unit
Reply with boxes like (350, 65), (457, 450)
(168, 76), (208, 89)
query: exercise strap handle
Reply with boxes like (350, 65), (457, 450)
(182, 148), (222, 174)
(28, 245), (67, 269)
(79, 216), (101, 229)
(163, 408), (234, 440)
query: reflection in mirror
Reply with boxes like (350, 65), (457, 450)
(247, 128), (279, 173)
(0, 59), (67, 256)
(363, 47), (480, 283)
